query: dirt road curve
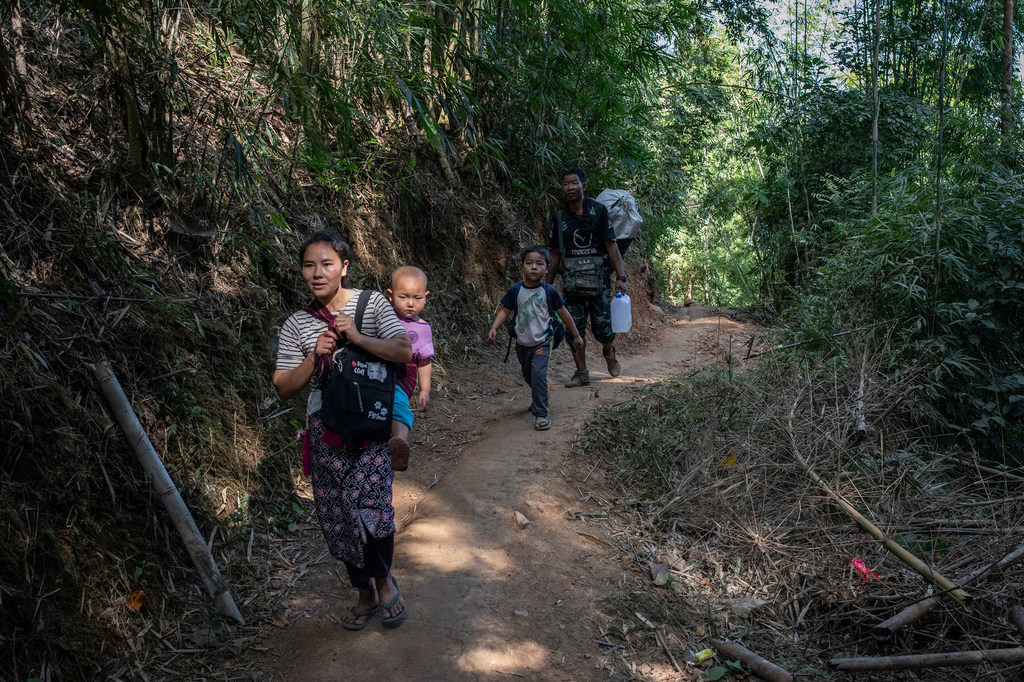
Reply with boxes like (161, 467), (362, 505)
(258, 306), (758, 681)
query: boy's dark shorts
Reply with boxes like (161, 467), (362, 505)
(564, 285), (615, 344)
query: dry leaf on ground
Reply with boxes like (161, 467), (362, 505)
(125, 591), (145, 612)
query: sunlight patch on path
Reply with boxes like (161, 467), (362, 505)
(402, 508), (516, 576)
(458, 640), (550, 676)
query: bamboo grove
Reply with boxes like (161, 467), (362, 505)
(1, 0), (1023, 450)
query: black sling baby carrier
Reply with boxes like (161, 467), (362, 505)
(319, 290), (398, 442)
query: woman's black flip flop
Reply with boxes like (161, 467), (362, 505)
(341, 603), (380, 631)
(381, 576), (406, 628)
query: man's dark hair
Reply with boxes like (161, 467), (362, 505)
(561, 167), (587, 185)
(521, 244), (550, 265)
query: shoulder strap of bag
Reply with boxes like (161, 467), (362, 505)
(353, 289), (373, 334)
(542, 283), (558, 317)
(557, 210), (566, 264)
(503, 282), (523, 363)
(543, 284), (564, 334)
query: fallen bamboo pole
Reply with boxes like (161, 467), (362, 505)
(711, 639), (793, 682)
(1010, 606), (1024, 639)
(874, 544), (1024, 640)
(93, 360), (244, 623)
(788, 395), (969, 604)
(831, 647), (1024, 671)
(950, 456), (1024, 483)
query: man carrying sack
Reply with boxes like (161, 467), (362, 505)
(546, 166), (628, 387)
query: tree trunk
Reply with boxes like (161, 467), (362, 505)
(398, 96), (420, 141)
(298, 0), (320, 77)
(1, 0), (31, 137)
(1000, 0), (1014, 136)
(933, 4), (946, 293)
(0, 21), (28, 134)
(398, 19), (421, 142)
(105, 36), (148, 177)
(870, 0), (880, 216)
(10, 0), (26, 80)
(430, 130), (458, 185)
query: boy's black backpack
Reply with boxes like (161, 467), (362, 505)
(503, 282), (565, 363)
(320, 290), (399, 442)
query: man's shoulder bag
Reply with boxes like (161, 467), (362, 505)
(556, 209), (606, 300)
(320, 290), (397, 443)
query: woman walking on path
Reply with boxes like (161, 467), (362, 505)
(272, 230), (412, 630)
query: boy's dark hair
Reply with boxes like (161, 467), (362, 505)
(522, 244), (550, 265)
(561, 166), (587, 184)
(300, 230), (354, 286)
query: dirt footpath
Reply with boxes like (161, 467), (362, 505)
(257, 306), (759, 681)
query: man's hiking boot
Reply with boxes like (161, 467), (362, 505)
(565, 369), (590, 387)
(604, 347), (621, 377)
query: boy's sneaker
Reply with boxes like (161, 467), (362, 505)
(565, 369), (590, 387)
(604, 348), (621, 377)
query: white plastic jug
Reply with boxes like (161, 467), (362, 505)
(610, 293), (632, 333)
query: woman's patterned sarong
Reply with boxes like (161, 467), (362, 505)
(308, 414), (395, 569)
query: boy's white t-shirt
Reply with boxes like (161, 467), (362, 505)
(500, 282), (564, 347)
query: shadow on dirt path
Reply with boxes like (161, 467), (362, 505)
(257, 306), (760, 681)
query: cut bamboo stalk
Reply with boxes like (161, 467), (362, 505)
(788, 396), (969, 603)
(868, 394), (906, 429)
(853, 349), (868, 440)
(874, 544), (1024, 640)
(93, 360), (244, 623)
(831, 648), (1024, 671)
(711, 639), (793, 682)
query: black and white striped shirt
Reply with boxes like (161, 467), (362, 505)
(276, 289), (406, 415)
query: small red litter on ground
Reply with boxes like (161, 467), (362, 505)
(850, 557), (879, 581)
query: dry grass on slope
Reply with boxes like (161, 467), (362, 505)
(570, 340), (1024, 681)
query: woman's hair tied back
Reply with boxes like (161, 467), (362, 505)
(299, 229), (353, 264)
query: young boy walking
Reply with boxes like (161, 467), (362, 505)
(487, 246), (583, 430)
(387, 266), (434, 470)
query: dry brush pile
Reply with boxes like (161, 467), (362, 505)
(573, 339), (1024, 680)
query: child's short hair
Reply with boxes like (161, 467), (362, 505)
(391, 265), (428, 290)
(522, 245), (550, 265)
